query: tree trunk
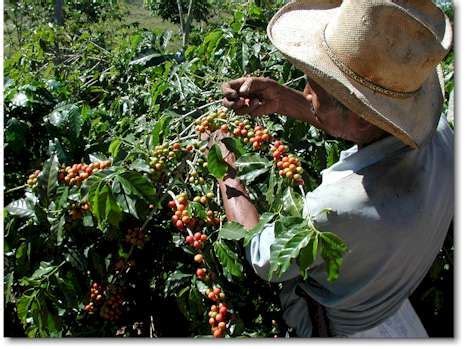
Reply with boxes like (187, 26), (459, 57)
(54, 0), (64, 73)
(176, 0), (194, 48)
(176, 0), (186, 47)
(54, 0), (64, 26)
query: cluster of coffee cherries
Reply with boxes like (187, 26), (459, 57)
(69, 201), (90, 221)
(100, 292), (123, 321)
(207, 290), (230, 338)
(196, 267), (208, 281)
(195, 108), (227, 134)
(125, 227), (145, 248)
(232, 120), (253, 142)
(114, 258), (136, 273)
(205, 209), (221, 227)
(271, 141), (304, 186)
(26, 170), (40, 188)
(168, 193), (198, 231)
(59, 160), (111, 187)
(84, 282), (103, 314)
(186, 231), (209, 250)
(150, 143), (181, 171)
(187, 170), (206, 185)
(192, 192), (214, 205)
(249, 125), (272, 150)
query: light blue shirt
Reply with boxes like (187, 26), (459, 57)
(246, 116), (454, 336)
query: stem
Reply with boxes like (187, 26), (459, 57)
(284, 75), (306, 86)
(5, 184), (28, 194)
(88, 41), (111, 55)
(299, 185), (305, 198)
(183, 0), (194, 46)
(150, 315), (157, 338)
(167, 190), (179, 206)
(176, 0), (185, 47)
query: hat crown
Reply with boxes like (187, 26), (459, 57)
(325, 0), (452, 93)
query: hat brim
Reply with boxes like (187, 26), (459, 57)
(267, 0), (446, 148)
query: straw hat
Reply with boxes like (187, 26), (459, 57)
(267, 0), (452, 148)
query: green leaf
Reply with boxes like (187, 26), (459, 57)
(218, 221), (247, 241)
(320, 232), (348, 254)
(241, 42), (249, 71)
(151, 114), (171, 147)
(221, 137), (246, 157)
(244, 212), (275, 246)
(282, 187), (303, 217)
(66, 249), (87, 273)
(46, 103), (82, 139)
(188, 202), (207, 220)
(129, 158), (151, 173)
(118, 172), (156, 201)
(108, 138), (122, 159)
(284, 118), (310, 141)
(297, 238), (316, 279)
(164, 271), (192, 297)
(38, 154), (59, 202)
(195, 279), (210, 296)
(213, 241), (244, 280)
(207, 144), (228, 179)
(17, 293), (33, 328)
(116, 192), (138, 218)
(325, 141), (341, 167)
(6, 199), (35, 218)
(5, 272), (15, 304)
(5, 117), (29, 153)
(82, 213), (94, 227)
(236, 153), (271, 182)
(269, 224), (313, 280)
(90, 183), (122, 228)
(265, 171), (277, 207)
(51, 214), (66, 245)
(321, 245), (344, 283)
(20, 262), (58, 286)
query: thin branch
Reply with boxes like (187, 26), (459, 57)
(284, 75), (306, 86)
(5, 184), (28, 194)
(176, 0), (185, 46)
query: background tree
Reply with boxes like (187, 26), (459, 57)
(144, 0), (212, 47)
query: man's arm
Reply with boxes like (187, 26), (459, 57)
(221, 76), (320, 127)
(208, 130), (259, 230)
(218, 177), (259, 230)
(211, 131), (300, 282)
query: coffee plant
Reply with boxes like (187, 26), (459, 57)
(4, 0), (454, 338)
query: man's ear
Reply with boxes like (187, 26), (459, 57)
(303, 82), (319, 111)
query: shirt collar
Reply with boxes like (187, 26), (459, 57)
(320, 135), (408, 185)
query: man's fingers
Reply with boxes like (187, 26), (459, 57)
(222, 77), (274, 99)
(221, 82), (238, 100)
(239, 77), (253, 95)
(222, 97), (245, 109)
(221, 77), (249, 99)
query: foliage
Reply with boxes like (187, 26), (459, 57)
(4, 0), (454, 338)
(4, 1), (347, 338)
(144, 0), (212, 24)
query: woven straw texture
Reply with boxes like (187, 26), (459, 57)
(267, 0), (452, 148)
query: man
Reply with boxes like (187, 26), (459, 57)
(215, 0), (453, 338)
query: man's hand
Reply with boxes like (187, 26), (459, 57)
(221, 77), (282, 116)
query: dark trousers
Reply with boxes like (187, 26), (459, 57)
(295, 285), (330, 337)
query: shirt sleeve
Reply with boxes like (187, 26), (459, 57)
(245, 222), (301, 283)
